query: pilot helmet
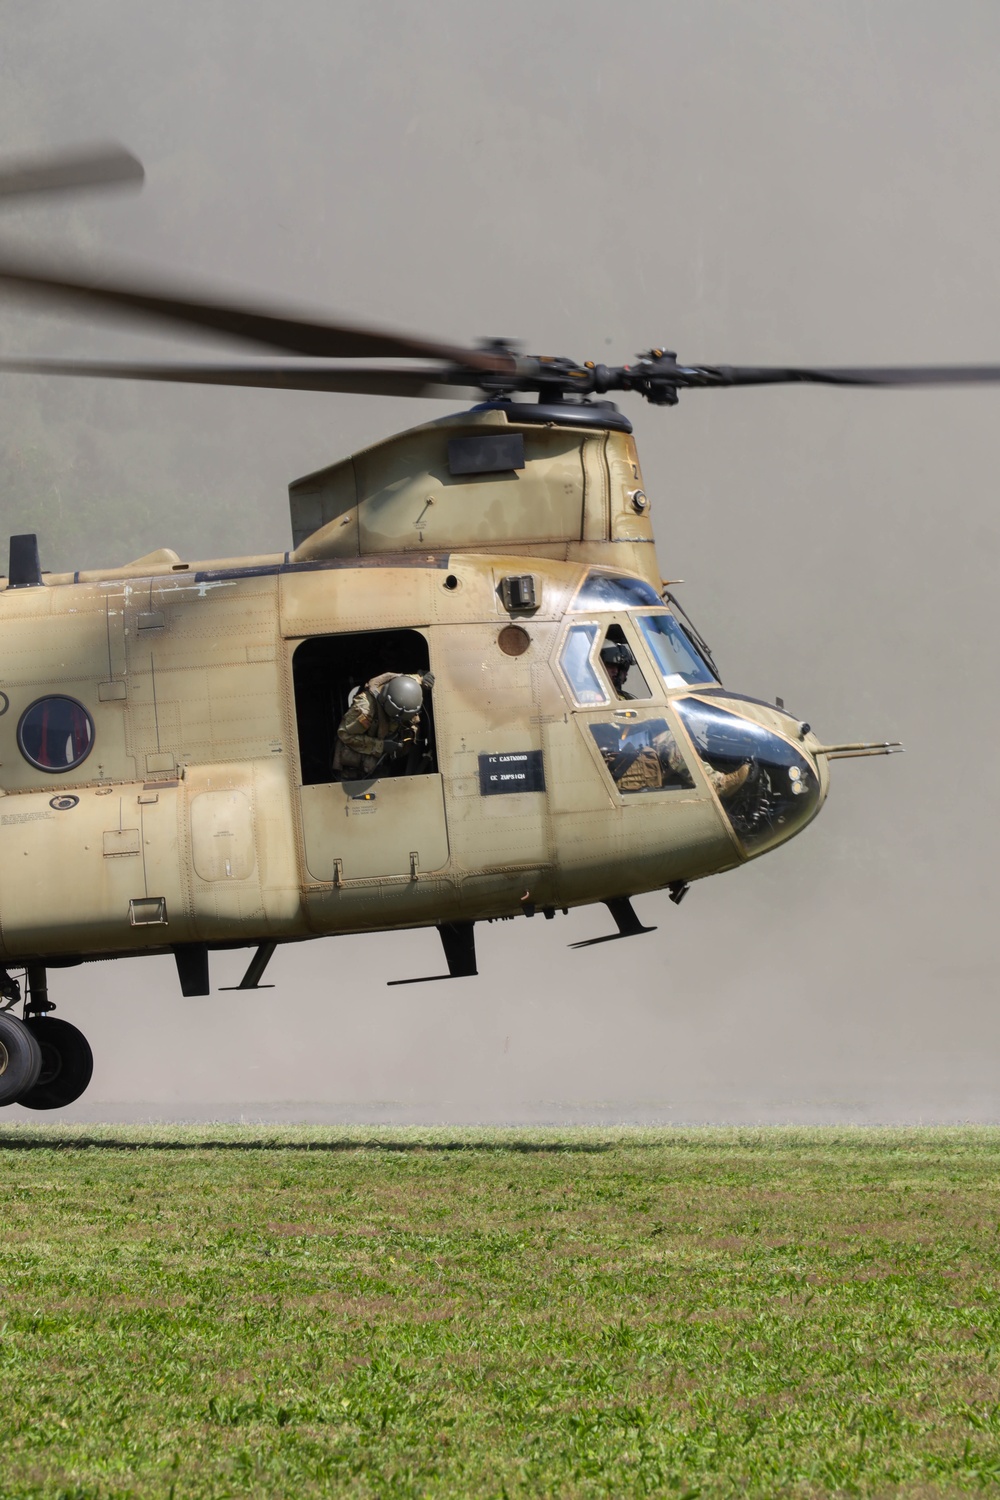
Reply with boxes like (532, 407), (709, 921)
(379, 674), (423, 719)
(600, 641), (635, 673)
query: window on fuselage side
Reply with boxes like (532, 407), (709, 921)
(17, 696), (94, 773)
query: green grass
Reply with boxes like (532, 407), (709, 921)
(2, 1126), (1000, 1498)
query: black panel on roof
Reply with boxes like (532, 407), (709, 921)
(447, 432), (525, 476)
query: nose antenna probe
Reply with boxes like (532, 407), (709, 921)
(812, 741), (904, 760)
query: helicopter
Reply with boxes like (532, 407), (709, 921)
(1, 143), (998, 1113)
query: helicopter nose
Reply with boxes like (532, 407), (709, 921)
(673, 696), (824, 857)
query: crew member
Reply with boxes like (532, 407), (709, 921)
(600, 722), (751, 798)
(600, 640), (637, 699)
(333, 670), (434, 781)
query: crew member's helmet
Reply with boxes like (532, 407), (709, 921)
(379, 675), (424, 719)
(600, 641), (635, 673)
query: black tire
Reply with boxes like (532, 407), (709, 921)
(18, 1017), (93, 1110)
(0, 1012), (42, 1106)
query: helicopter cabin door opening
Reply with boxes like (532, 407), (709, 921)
(291, 628), (449, 885)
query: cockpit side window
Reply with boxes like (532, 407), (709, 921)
(598, 623), (651, 700)
(589, 717), (696, 795)
(559, 623), (609, 705)
(637, 612), (715, 688)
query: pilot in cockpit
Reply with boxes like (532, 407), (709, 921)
(600, 640), (638, 699)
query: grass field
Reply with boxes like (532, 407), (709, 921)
(2, 1126), (1000, 1498)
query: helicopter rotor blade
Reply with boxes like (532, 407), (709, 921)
(0, 144), (144, 203)
(667, 362), (1000, 389)
(0, 256), (512, 370)
(0, 356), (471, 399)
(513, 355), (1000, 403)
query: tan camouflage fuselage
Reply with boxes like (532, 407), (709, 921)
(0, 408), (827, 964)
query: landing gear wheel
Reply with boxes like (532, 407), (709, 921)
(18, 1017), (93, 1110)
(0, 1012), (42, 1106)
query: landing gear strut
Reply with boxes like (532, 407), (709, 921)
(0, 965), (94, 1110)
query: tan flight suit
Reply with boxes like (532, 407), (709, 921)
(610, 729), (751, 798)
(333, 671), (429, 781)
(614, 730), (694, 792)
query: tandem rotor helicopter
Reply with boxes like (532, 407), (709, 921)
(0, 143), (995, 1111)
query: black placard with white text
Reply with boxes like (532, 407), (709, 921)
(478, 750), (546, 796)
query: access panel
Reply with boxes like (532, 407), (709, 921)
(300, 774), (449, 884)
(0, 782), (191, 957)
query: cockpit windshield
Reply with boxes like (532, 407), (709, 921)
(568, 573), (715, 686)
(571, 572), (663, 610)
(637, 613), (715, 687)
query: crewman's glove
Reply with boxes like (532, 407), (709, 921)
(383, 739), (403, 756)
(422, 671), (435, 690)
